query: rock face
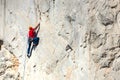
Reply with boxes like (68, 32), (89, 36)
(88, 0), (120, 80)
(0, 0), (120, 80)
(0, 47), (20, 80)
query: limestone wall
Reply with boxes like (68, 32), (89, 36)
(0, 0), (120, 80)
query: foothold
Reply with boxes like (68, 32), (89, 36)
(19, 55), (22, 58)
(109, 0), (118, 8)
(81, 67), (83, 71)
(53, 0), (55, 4)
(66, 16), (75, 22)
(33, 65), (36, 68)
(73, 61), (75, 63)
(66, 32), (69, 34)
(10, 12), (12, 14)
(98, 13), (114, 26)
(66, 44), (73, 52)
(83, 45), (87, 48)
(10, 51), (13, 54)
(67, 54), (70, 58)
(12, 37), (16, 41)
(80, 45), (82, 47)
(56, 60), (59, 63)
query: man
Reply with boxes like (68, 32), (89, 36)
(27, 23), (40, 57)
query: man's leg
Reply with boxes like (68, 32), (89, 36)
(32, 44), (37, 50)
(27, 39), (32, 55)
(32, 37), (39, 50)
(29, 44), (35, 56)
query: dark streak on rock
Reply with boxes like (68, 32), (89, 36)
(33, 65), (36, 68)
(53, 0), (55, 4)
(4, 0), (6, 30)
(66, 44), (73, 52)
(56, 60), (59, 64)
(12, 37), (15, 41)
(99, 13), (114, 26)
(66, 16), (75, 23)
(0, 40), (3, 50)
(106, 46), (120, 51)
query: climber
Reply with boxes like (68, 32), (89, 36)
(27, 22), (40, 57)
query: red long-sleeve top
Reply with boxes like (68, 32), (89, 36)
(28, 28), (35, 38)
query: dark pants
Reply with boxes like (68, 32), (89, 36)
(27, 38), (33, 56)
(27, 37), (39, 57)
(31, 37), (39, 50)
(33, 37), (39, 46)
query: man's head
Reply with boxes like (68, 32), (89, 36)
(29, 26), (33, 30)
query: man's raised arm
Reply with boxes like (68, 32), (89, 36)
(35, 22), (40, 30)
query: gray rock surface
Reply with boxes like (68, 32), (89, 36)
(0, 0), (120, 80)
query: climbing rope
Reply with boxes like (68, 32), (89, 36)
(22, 32), (27, 80)
(18, 26), (27, 80)
(23, 48), (27, 80)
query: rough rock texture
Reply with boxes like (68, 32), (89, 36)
(88, 0), (120, 80)
(0, 0), (120, 80)
(0, 47), (20, 80)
